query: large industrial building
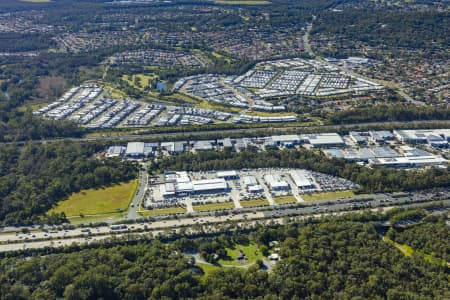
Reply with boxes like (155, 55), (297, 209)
(125, 142), (158, 158)
(242, 175), (264, 193)
(160, 171), (228, 198)
(303, 133), (345, 148)
(369, 156), (448, 168)
(263, 174), (289, 191)
(289, 170), (315, 190)
(393, 129), (450, 146)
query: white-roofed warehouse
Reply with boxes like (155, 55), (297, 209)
(263, 174), (289, 191)
(289, 170), (315, 189)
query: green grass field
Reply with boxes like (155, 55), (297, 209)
(48, 180), (137, 217)
(193, 202), (235, 212)
(218, 242), (264, 266)
(240, 199), (269, 208)
(68, 212), (125, 224)
(301, 190), (355, 202)
(197, 262), (222, 277)
(273, 196), (297, 205)
(197, 100), (242, 113)
(139, 207), (186, 217)
(122, 74), (158, 91)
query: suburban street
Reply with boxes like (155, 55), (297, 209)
(126, 163), (148, 219)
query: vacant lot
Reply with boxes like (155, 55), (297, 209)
(49, 181), (137, 217)
(302, 190), (355, 201)
(193, 202), (235, 212)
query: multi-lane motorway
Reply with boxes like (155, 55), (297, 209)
(0, 190), (447, 253)
(3, 120), (450, 146)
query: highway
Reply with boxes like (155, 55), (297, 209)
(3, 119), (450, 146)
(0, 191), (447, 253)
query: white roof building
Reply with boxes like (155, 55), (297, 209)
(216, 170), (239, 179)
(304, 133), (345, 148)
(264, 174), (289, 190)
(289, 170), (314, 189)
(369, 156), (447, 168)
(243, 175), (258, 187)
(192, 179), (228, 192)
(125, 142), (145, 156)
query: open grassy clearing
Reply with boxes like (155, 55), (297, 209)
(302, 190), (355, 201)
(197, 100), (242, 113)
(273, 196), (297, 205)
(48, 180), (138, 217)
(197, 262), (222, 277)
(218, 242), (264, 266)
(67, 212), (125, 224)
(211, 52), (235, 64)
(240, 199), (269, 208)
(102, 83), (127, 99)
(139, 207), (186, 217)
(164, 92), (201, 105)
(122, 74), (158, 91)
(384, 237), (448, 266)
(193, 202), (235, 212)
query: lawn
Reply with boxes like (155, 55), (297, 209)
(68, 212), (125, 224)
(48, 180), (138, 217)
(197, 100), (242, 113)
(240, 199), (269, 208)
(193, 202), (235, 212)
(218, 242), (264, 266)
(101, 83), (127, 99)
(197, 262), (221, 277)
(273, 196), (297, 205)
(211, 52), (234, 63)
(164, 92), (200, 105)
(302, 190), (355, 201)
(122, 74), (158, 91)
(139, 207), (186, 217)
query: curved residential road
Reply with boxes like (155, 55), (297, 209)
(302, 16), (424, 106)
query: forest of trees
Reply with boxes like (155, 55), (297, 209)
(0, 212), (448, 299)
(329, 105), (450, 125)
(312, 9), (449, 55)
(155, 148), (450, 194)
(387, 215), (449, 262)
(0, 141), (137, 225)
